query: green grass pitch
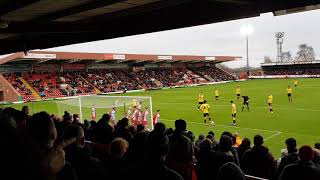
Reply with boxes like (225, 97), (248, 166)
(4, 78), (320, 158)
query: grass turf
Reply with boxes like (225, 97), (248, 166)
(4, 78), (320, 158)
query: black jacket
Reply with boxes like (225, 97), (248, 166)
(242, 145), (276, 179)
(279, 161), (320, 180)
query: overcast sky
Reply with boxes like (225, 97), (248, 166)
(47, 9), (320, 68)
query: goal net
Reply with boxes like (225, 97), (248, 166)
(55, 95), (154, 129)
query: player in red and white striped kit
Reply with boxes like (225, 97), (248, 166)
(142, 107), (149, 127)
(153, 109), (160, 126)
(91, 104), (96, 121)
(109, 107), (116, 126)
(132, 106), (140, 126)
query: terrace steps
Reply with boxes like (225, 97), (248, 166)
(79, 75), (101, 94)
(19, 77), (41, 100)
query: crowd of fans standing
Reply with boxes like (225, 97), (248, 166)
(1, 106), (320, 180)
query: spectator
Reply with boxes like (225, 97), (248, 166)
(212, 135), (236, 178)
(93, 114), (113, 144)
(236, 137), (251, 164)
(217, 162), (246, 180)
(208, 131), (218, 148)
(196, 138), (216, 180)
(137, 124), (145, 133)
(195, 134), (205, 148)
(63, 124), (105, 180)
(167, 119), (194, 180)
(279, 145), (320, 180)
(221, 131), (240, 166)
(242, 135), (276, 179)
(276, 138), (299, 178)
(105, 138), (130, 180)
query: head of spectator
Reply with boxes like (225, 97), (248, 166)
(239, 138), (251, 149)
(63, 124), (85, 148)
(285, 138), (297, 153)
(27, 111), (57, 149)
(200, 138), (212, 150)
(221, 131), (233, 139)
(186, 131), (195, 143)
(22, 105), (30, 116)
(175, 119), (186, 133)
(146, 123), (169, 161)
(166, 127), (174, 136)
(206, 134), (214, 142)
(63, 111), (72, 123)
(208, 131), (215, 138)
(89, 120), (97, 128)
(129, 125), (137, 136)
(72, 114), (81, 124)
(137, 124), (145, 133)
(315, 143), (320, 150)
(219, 135), (233, 152)
(195, 134), (205, 147)
(299, 145), (315, 163)
(117, 118), (129, 129)
(83, 119), (89, 129)
(253, 135), (264, 147)
(109, 138), (129, 159)
(217, 162), (246, 180)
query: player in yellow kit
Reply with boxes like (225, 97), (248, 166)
(231, 101), (237, 126)
(268, 93), (274, 113)
(200, 100), (213, 125)
(214, 89), (219, 100)
(287, 85), (293, 102)
(236, 87), (241, 100)
(198, 92), (204, 110)
(294, 79), (298, 87)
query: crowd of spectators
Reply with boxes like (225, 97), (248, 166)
(4, 73), (34, 99)
(3, 67), (235, 99)
(60, 72), (96, 95)
(83, 70), (139, 93)
(2, 106), (320, 180)
(192, 67), (236, 82)
(264, 68), (320, 75)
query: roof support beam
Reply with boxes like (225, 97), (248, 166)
(33, 0), (127, 22)
(0, 0), (41, 16)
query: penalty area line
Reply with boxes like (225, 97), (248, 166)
(161, 118), (281, 134)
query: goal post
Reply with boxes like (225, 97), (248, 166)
(55, 95), (154, 130)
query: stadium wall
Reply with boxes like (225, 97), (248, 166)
(0, 74), (21, 102)
(249, 75), (320, 79)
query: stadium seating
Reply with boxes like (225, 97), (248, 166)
(3, 67), (235, 100)
(3, 73), (35, 100)
(1, 108), (320, 180)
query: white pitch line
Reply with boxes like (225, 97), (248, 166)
(264, 131), (282, 141)
(157, 102), (320, 112)
(161, 118), (281, 133)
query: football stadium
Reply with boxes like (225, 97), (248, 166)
(1, 1), (320, 180)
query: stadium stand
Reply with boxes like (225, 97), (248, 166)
(1, 109), (320, 180)
(262, 62), (320, 76)
(2, 67), (235, 100)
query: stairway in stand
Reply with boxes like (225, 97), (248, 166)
(79, 75), (102, 94)
(19, 77), (41, 100)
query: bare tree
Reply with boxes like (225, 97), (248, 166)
(296, 44), (316, 61)
(281, 51), (292, 62)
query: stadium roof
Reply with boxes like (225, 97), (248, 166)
(0, 51), (241, 64)
(0, 1), (320, 55)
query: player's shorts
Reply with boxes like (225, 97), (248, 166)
(243, 101), (249, 106)
(237, 94), (240, 97)
(268, 103), (272, 106)
(215, 96), (218, 98)
(199, 102), (204, 105)
(232, 113), (236, 118)
(294, 84), (297, 87)
(287, 93), (292, 97)
(203, 113), (209, 117)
